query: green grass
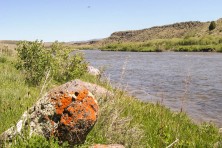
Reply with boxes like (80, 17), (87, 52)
(1, 54), (222, 147)
(80, 78), (222, 147)
(100, 36), (222, 52)
(0, 55), (40, 134)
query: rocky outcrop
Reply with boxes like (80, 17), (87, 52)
(0, 80), (101, 145)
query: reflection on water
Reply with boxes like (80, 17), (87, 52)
(82, 50), (222, 127)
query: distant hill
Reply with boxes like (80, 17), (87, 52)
(98, 18), (222, 44)
(0, 40), (20, 45)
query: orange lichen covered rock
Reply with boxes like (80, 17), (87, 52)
(0, 80), (99, 146)
(51, 89), (98, 144)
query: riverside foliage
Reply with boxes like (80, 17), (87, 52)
(101, 36), (222, 52)
(16, 41), (87, 86)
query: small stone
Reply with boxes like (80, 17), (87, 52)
(87, 66), (101, 76)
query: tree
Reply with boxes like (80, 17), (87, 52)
(209, 21), (216, 31)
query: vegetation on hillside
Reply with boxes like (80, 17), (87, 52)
(99, 18), (222, 44)
(0, 41), (222, 147)
(77, 18), (222, 52)
(209, 21), (216, 31)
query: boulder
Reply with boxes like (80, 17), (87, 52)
(75, 79), (113, 98)
(0, 80), (99, 145)
(87, 66), (101, 76)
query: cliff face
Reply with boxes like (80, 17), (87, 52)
(98, 18), (222, 44)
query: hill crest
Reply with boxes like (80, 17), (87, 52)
(99, 18), (222, 44)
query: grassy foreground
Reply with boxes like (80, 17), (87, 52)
(0, 54), (222, 147)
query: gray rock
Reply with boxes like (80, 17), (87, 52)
(75, 79), (113, 98)
(0, 79), (109, 145)
(87, 66), (101, 76)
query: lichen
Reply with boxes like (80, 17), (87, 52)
(49, 88), (98, 144)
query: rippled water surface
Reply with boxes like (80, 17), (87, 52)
(82, 50), (222, 126)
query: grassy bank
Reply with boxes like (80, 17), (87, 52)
(100, 36), (222, 52)
(0, 54), (222, 147)
(0, 54), (41, 134)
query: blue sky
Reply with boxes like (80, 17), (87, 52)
(0, 0), (221, 42)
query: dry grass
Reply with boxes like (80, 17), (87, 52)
(0, 43), (17, 56)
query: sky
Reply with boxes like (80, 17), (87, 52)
(0, 0), (221, 42)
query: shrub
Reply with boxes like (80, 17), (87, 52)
(16, 41), (51, 85)
(16, 40), (88, 86)
(209, 21), (216, 31)
(50, 41), (88, 82)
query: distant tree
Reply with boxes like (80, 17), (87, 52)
(209, 21), (216, 31)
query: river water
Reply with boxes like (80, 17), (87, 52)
(82, 50), (222, 127)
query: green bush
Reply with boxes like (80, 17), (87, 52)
(209, 21), (216, 31)
(16, 41), (51, 85)
(16, 40), (88, 86)
(50, 41), (88, 82)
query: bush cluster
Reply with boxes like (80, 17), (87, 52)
(16, 40), (87, 86)
(209, 21), (216, 31)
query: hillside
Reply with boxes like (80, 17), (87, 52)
(100, 18), (222, 44)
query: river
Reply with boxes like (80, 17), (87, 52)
(82, 50), (222, 127)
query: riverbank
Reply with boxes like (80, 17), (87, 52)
(99, 36), (222, 52)
(0, 53), (222, 147)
